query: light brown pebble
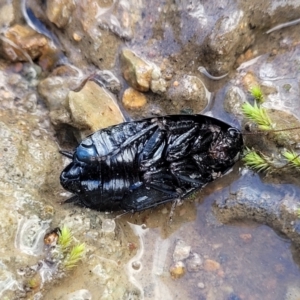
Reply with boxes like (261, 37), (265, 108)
(73, 32), (82, 41)
(203, 259), (220, 272)
(244, 49), (253, 61)
(239, 233), (252, 242)
(242, 72), (259, 91)
(236, 54), (245, 67)
(161, 207), (168, 214)
(120, 48), (153, 92)
(169, 261), (186, 279)
(122, 87), (147, 110)
(173, 81), (179, 87)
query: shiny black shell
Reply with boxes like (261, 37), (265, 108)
(60, 114), (243, 212)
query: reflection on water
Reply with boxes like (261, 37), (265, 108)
(121, 166), (300, 300)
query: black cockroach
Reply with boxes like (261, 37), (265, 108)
(60, 114), (243, 212)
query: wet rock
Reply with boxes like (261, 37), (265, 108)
(150, 66), (167, 94)
(266, 109), (300, 147)
(169, 261), (186, 279)
(38, 70), (126, 139)
(167, 75), (208, 113)
(0, 2), (14, 28)
(68, 80), (125, 138)
(223, 86), (246, 118)
(122, 87), (147, 110)
(186, 252), (203, 272)
(120, 48), (153, 92)
(213, 173), (300, 247)
(92, 70), (122, 94)
(202, 9), (253, 74)
(242, 72), (260, 91)
(203, 259), (220, 272)
(172, 239), (191, 262)
(24, 92), (38, 112)
(0, 24), (53, 64)
(46, 0), (75, 28)
(38, 75), (77, 111)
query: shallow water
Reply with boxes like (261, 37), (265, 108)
(2, 0), (300, 299)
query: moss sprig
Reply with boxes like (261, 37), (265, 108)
(58, 225), (72, 253)
(54, 226), (86, 271)
(242, 149), (272, 172)
(242, 101), (274, 131)
(283, 150), (300, 169)
(63, 243), (86, 270)
(250, 85), (264, 103)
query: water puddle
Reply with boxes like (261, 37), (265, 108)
(111, 169), (300, 300)
(1, 0), (300, 299)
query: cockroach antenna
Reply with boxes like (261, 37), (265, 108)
(242, 125), (300, 135)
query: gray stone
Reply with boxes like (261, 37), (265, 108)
(167, 75), (208, 113)
(173, 239), (191, 262)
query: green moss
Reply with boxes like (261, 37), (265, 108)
(250, 85), (264, 103)
(58, 225), (72, 253)
(242, 101), (274, 130)
(242, 149), (271, 172)
(63, 243), (86, 270)
(283, 150), (300, 168)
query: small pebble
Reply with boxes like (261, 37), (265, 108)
(73, 32), (82, 41)
(122, 87), (147, 110)
(186, 252), (203, 272)
(173, 239), (191, 262)
(198, 282), (205, 289)
(169, 261), (186, 279)
(161, 207), (168, 214)
(204, 259), (220, 271)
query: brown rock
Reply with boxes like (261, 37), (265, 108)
(68, 81), (125, 136)
(122, 87), (147, 110)
(203, 259), (220, 272)
(0, 24), (59, 69)
(46, 0), (75, 28)
(120, 48), (153, 92)
(242, 72), (259, 91)
(38, 75), (77, 111)
(167, 75), (208, 113)
(1, 24), (48, 61)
